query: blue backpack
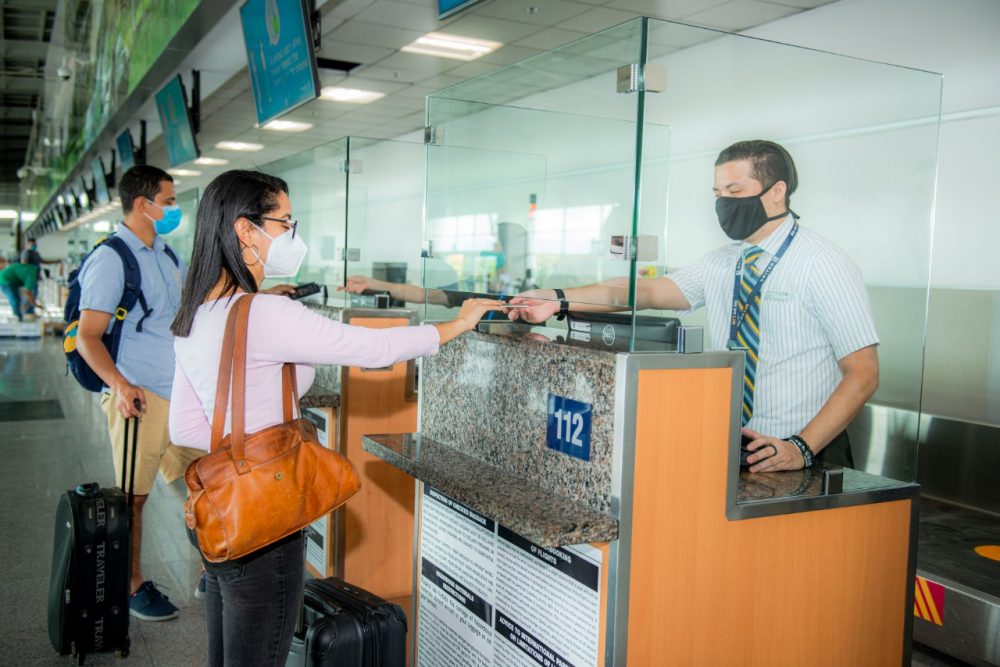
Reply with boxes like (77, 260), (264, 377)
(63, 235), (179, 392)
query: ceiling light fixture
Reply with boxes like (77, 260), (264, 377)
(0, 209), (17, 220)
(401, 32), (502, 61)
(194, 157), (230, 166)
(167, 168), (202, 177)
(215, 141), (264, 152)
(319, 87), (385, 104)
(262, 119), (313, 132)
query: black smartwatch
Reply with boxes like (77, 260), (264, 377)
(552, 288), (570, 321)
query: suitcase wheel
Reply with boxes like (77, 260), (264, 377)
(117, 637), (131, 658)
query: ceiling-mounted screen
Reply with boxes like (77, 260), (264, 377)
(155, 75), (200, 166)
(240, 0), (320, 126)
(438, 0), (486, 19)
(91, 158), (110, 206)
(117, 130), (137, 172)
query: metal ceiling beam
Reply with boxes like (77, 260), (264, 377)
(1, 0), (60, 10)
(0, 39), (49, 59)
(25, 0), (243, 235)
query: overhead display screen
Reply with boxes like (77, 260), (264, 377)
(117, 130), (136, 172)
(155, 75), (200, 167)
(438, 0), (486, 19)
(240, 0), (320, 126)
(91, 158), (110, 205)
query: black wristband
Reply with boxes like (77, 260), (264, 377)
(553, 288), (569, 321)
(786, 435), (814, 468)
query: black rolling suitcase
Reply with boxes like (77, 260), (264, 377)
(288, 577), (407, 666)
(49, 404), (140, 664)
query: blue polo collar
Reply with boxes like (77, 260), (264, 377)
(117, 222), (164, 253)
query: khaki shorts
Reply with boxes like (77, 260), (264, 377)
(100, 390), (203, 496)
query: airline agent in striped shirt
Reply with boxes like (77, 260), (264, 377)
(509, 140), (879, 473)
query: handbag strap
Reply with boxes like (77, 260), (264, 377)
(209, 294), (299, 470)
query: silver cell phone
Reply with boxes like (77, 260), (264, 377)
(500, 304), (532, 309)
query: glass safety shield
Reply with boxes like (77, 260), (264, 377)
(259, 137), (426, 309)
(421, 16), (940, 485)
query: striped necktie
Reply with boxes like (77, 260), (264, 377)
(737, 246), (765, 426)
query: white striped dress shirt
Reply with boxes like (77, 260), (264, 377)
(668, 216), (879, 439)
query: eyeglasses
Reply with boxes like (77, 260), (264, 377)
(255, 215), (299, 239)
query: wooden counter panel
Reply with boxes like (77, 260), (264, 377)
(340, 316), (418, 600)
(626, 368), (911, 667)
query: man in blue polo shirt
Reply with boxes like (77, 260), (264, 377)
(76, 165), (201, 622)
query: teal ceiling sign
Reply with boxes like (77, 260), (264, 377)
(154, 75), (200, 167)
(240, 0), (320, 126)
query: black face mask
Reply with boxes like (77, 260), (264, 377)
(715, 183), (788, 241)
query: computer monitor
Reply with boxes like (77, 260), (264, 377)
(372, 262), (408, 308)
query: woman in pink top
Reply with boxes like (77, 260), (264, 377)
(169, 170), (500, 666)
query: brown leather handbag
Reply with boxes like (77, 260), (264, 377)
(184, 293), (360, 563)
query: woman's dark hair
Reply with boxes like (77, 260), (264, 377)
(715, 140), (798, 206)
(171, 170), (288, 337)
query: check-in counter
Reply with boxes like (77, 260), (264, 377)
(272, 12), (940, 663)
(364, 330), (919, 666)
(299, 305), (420, 615)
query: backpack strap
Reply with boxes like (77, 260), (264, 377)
(102, 236), (154, 333)
(163, 244), (180, 268)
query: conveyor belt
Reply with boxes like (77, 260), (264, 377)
(914, 498), (1000, 666)
(919, 499), (1000, 598)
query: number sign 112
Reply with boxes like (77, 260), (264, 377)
(546, 394), (592, 461)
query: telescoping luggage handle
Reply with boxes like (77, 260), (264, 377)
(120, 398), (142, 512)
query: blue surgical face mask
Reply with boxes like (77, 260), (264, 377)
(144, 198), (182, 235)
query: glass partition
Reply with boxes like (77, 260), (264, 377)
(259, 139), (350, 301)
(260, 137), (425, 310)
(421, 17), (941, 483)
(170, 187), (200, 266)
(424, 19), (671, 339)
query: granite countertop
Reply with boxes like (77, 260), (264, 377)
(731, 461), (918, 520)
(363, 433), (619, 547)
(736, 463), (913, 503)
(304, 303), (343, 319)
(299, 390), (340, 408)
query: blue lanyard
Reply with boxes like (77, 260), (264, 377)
(728, 221), (799, 345)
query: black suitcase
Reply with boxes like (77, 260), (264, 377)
(49, 405), (140, 664)
(288, 577), (407, 666)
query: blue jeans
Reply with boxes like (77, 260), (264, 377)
(24, 287), (36, 315)
(201, 531), (305, 667)
(1, 284), (22, 321)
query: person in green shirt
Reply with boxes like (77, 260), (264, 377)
(0, 258), (43, 321)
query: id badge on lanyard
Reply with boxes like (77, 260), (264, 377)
(727, 222), (798, 348)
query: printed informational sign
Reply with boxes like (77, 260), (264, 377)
(303, 407), (331, 576)
(418, 485), (602, 667)
(116, 130), (136, 172)
(154, 75), (199, 167)
(240, 0), (320, 126)
(546, 395), (592, 462)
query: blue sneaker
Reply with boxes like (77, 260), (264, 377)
(129, 581), (179, 621)
(194, 572), (207, 601)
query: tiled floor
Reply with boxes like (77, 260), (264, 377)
(0, 336), (973, 666)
